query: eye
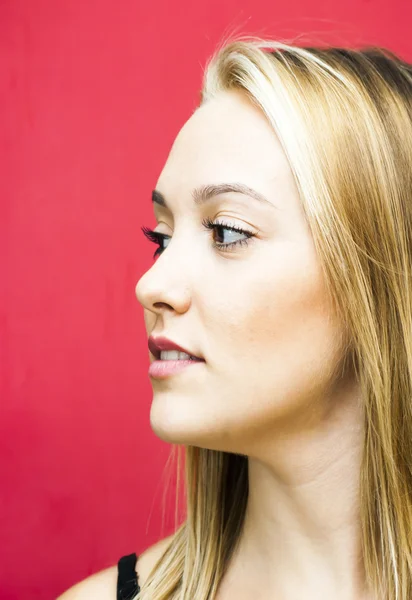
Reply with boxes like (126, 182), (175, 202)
(201, 216), (256, 252)
(141, 217), (256, 259)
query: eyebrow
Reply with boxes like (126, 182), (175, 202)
(151, 183), (276, 210)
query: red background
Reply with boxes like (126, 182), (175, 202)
(1, 1), (411, 598)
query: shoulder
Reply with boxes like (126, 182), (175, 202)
(56, 534), (175, 600)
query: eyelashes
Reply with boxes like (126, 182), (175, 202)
(141, 216), (256, 259)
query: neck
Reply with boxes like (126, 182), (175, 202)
(221, 380), (375, 600)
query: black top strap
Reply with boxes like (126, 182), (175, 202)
(117, 553), (140, 600)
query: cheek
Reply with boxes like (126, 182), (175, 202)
(213, 244), (332, 362)
(203, 247), (345, 431)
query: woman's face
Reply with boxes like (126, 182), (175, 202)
(135, 89), (351, 456)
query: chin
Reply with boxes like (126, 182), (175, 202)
(150, 399), (197, 445)
(149, 404), (222, 449)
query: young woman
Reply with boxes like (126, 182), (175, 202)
(58, 36), (412, 600)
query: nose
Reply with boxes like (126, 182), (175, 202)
(135, 253), (192, 316)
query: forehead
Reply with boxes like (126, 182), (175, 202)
(157, 90), (294, 192)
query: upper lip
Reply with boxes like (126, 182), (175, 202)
(148, 336), (204, 360)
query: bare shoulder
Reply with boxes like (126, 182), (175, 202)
(56, 534), (175, 600)
(55, 563), (118, 600)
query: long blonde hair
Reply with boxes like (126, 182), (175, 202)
(136, 35), (412, 600)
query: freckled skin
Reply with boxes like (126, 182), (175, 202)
(135, 89), (352, 458)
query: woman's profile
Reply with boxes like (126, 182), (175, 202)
(58, 35), (412, 600)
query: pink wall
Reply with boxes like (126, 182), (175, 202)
(1, 1), (411, 598)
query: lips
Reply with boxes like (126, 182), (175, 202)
(148, 335), (204, 361)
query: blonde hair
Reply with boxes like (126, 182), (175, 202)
(136, 35), (412, 600)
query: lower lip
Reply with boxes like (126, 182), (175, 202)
(148, 359), (205, 379)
